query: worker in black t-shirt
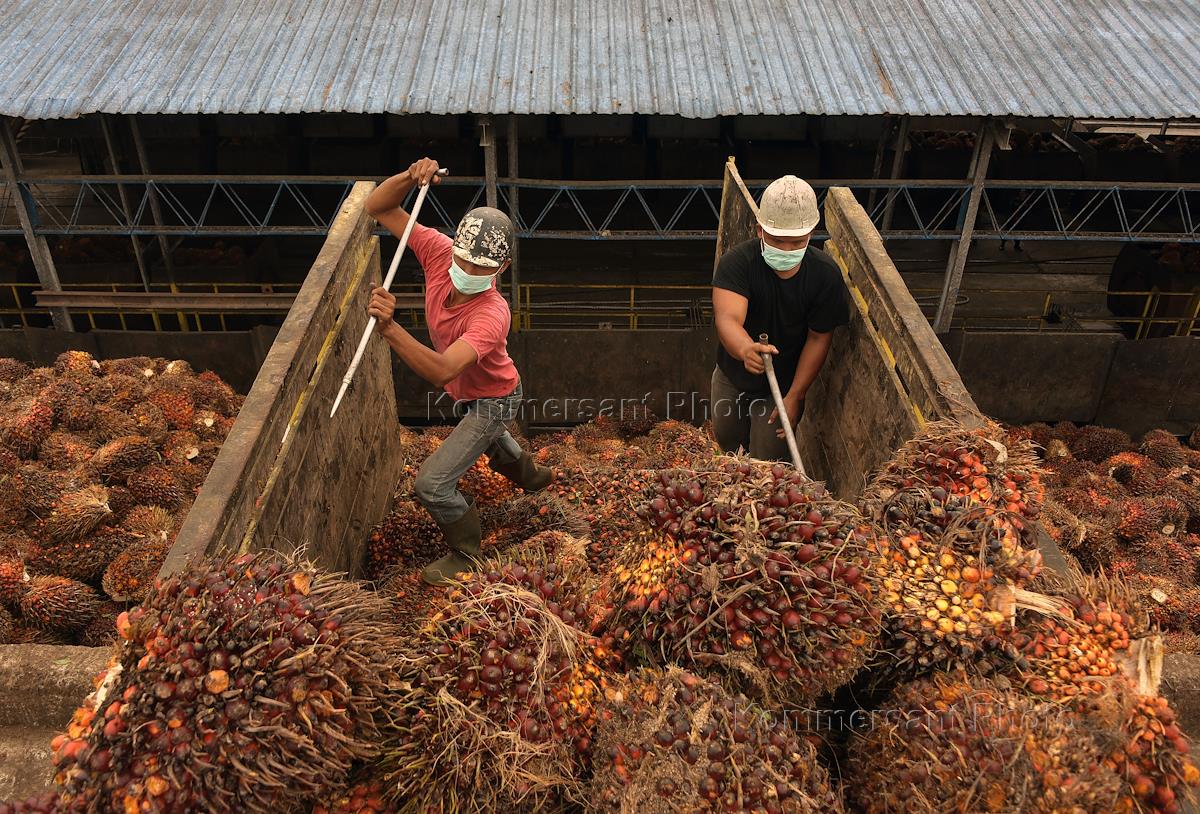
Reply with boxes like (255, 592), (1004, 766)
(710, 175), (850, 460)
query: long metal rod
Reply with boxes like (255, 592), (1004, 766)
(759, 332), (806, 476)
(330, 169), (447, 417)
(0, 117), (72, 330)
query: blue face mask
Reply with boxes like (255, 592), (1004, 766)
(761, 240), (807, 272)
(449, 260), (498, 295)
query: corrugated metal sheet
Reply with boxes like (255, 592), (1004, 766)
(0, 0), (1197, 120)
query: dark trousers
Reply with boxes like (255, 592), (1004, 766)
(710, 366), (802, 461)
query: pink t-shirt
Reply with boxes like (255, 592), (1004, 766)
(406, 224), (520, 401)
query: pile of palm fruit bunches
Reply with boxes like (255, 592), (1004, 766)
(1013, 422), (1200, 655)
(5, 406), (1199, 814)
(0, 352), (241, 650)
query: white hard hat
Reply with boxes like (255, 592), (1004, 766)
(756, 175), (819, 237)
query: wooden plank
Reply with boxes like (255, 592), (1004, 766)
(824, 187), (983, 427)
(713, 157), (758, 277)
(160, 182), (384, 577)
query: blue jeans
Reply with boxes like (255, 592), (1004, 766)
(414, 383), (524, 525)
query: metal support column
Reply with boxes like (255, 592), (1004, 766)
(480, 116), (498, 208)
(880, 115), (910, 234)
(0, 117), (72, 330)
(933, 121), (996, 333)
(128, 116), (188, 331)
(506, 115), (520, 314)
(100, 117), (154, 293)
(867, 116), (895, 214)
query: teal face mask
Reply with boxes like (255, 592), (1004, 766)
(449, 260), (497, 295)
(761, 240), (807, 272)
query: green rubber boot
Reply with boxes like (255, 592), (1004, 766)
(421, 502), (483, 587)
(488, 450), (553, 492)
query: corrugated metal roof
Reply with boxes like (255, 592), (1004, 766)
(1, 0), (1197, 120)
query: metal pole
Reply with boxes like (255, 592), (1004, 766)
(480, 116), (498, 208)
(759, 333), (806, 476)
(880, 114), (910, 235)
(867, 116), (894, 215)
(506, 115), (520, 315)
(330, 169), (447, 418)
(0, 117), (72, 330)
(933, 121), (996, 333)
(128, 116), (188, 331)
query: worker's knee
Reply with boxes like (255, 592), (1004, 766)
(413, 465), (449, 507)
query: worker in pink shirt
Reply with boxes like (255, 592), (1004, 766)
(364, 157), (552, 586)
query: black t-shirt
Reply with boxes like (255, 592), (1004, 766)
(713, 238), (850, 395)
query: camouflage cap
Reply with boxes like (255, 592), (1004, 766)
(452, 206), (514, 269)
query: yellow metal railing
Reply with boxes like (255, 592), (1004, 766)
(1, 278), (1196, 338)
(908, 286), (1200, 338)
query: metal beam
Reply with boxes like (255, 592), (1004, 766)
(480, 116), (498, 209)
(880, 115), (910, 234)
(99, 115), (153, 296)
(128, 116), (188, 331)
(506, 114), (520, 313)
(32, 289), (422, 313)
(0, 117), (72, 330)
(933, 121), (997, 332)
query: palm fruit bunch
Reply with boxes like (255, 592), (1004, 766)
(101, 535), (171, 602)
(1003, 570), (1143, 700)
(1117, 497), (1171, 546)
(590, 667), (844, 814)
(1071, 426), (1136, 463)
(1141, 430), (1189, 470)
(607, 456), (883, 704)
(1085, 688), (1200, 814)
(373, 567), (443, 638)
(862, 485), (1024, 676)
(381, 574), (605, 813)
(846, 671), (1124, 814)
(547, 466), (656, 571)
(856, 424), (1049, 676)
(569, 420), (641, 466)
(52, 550), (403, 814)
(1, 395), (54, 457)
(1107, 452), (1168, 497)
(482, 492), (590, 555)
(865, 421), (1046, 568)
(26, 523), (129, 584)
(18, 575), (102, 633)
(364, 501), (442, 579)
(632, 419), (721, 469)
